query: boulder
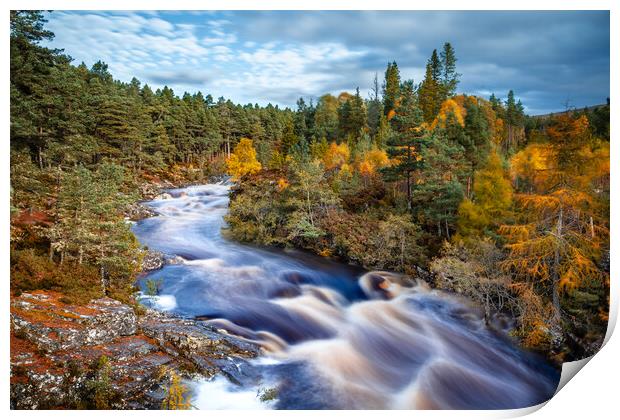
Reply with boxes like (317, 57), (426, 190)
(142, 250), (165, 271)
(125, 202), (157, 221)
(154, 192), (172, 200)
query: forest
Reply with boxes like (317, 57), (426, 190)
(10, 10), (610, 366)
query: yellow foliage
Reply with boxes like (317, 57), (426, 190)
(277, 177), (289, 191)
(493, 118), (505, 145)
(510, 282), (555, 350)
(430, 97), (466, 130)
(456, 199), (489, 237)
(318, 248), (332, 257)
(226, 138), (262, 180)
(322, 142), (350, 170)
(510, 143), (554, 190)
(160, 368), (192, 410)
(457, 150), (512, 238)
(358, 148), (389, 177)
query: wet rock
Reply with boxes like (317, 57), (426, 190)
(142, 250), (165, 271)
(139, 180), (176, 200)
(155, 192), (173, 200)
(139, 309), (259, 364)
(164, 255), (186, 265)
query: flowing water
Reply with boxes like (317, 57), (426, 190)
(132, 183), (560, 410)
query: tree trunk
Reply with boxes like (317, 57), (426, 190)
(552, 207), (563, 323)
(37, 144), (43, 170)
(466, 176), (470, 199)
(406, 172), (411, 210)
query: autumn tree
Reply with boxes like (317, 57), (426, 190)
(457, 149), (512, 238)
(500, 114), (609, 330)
(226, 138), (262, 180)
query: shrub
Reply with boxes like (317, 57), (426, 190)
(11, 248), (102, 304)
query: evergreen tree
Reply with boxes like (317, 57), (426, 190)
(439, 42), (460, 98)
(314, 94), (339, 141)
(381, 81), (429, 209)
(367, 72), (383, 136)
(418, 61), (442, 123)
(382, 61), (401, 117)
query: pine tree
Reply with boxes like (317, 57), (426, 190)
(382, 61), (401, 117)
(367, 72), (383, 136)
(439, 42), (460, 98)
(418, 61), (442, 123)
(429, 49), (442, 82)
(381, 81), (429, 209)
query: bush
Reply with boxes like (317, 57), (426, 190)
(430, 240), (516, 321)
(11, 248), (103, 304)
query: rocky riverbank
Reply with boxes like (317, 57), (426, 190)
(10, 291), (259, 409)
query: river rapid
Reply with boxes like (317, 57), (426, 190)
(131, 182), (560, 410)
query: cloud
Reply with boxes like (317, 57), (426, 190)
(147, 70), (210, 85)
(43, 10), (609, 113)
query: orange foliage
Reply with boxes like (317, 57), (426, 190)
(501, 113), (608, 324)
(358, 148), (389, 177)
(277, 177), (289, 191)
(322, 142), (350, 170)
(430, 97), (465, 130)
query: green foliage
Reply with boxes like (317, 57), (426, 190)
(11, 248), (102, 303)
(382, 61), (401, 116)
(47, 163), (143, 296)
(381, 80), (430, 209)
(145, 278), (163, 296)
(83, 355), (116, 409)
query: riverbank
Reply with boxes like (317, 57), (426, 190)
(10, 290), (259, 409)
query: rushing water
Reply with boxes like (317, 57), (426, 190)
(132, 183), (560, 410)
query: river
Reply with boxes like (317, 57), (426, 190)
(131, 182), (560, 409)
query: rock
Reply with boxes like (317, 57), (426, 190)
(164, 255), (185, 265)
(10, 291), (261, 409)
(142, 250), (165, 271)
(125, 202), (157, 221)
(139, 309), (259, 364)
(11, 294), (137, 353)
(154, 192), (172, 200)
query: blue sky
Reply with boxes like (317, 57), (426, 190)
(43, 10), (609, 114)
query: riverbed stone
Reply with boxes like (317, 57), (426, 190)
(142, 250), (165, 271)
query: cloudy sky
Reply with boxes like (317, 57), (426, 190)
(43, 10), (609, 115)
